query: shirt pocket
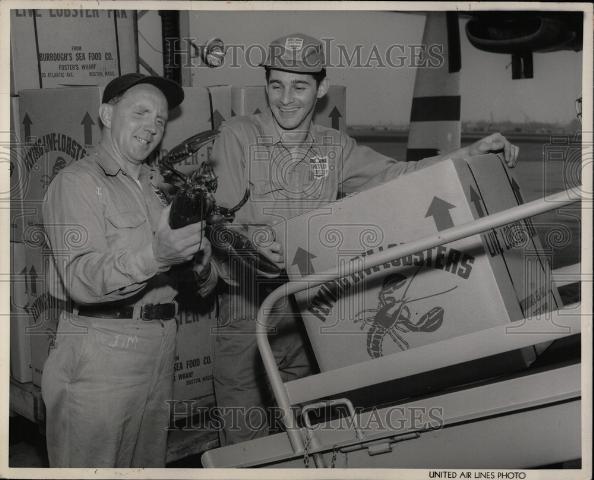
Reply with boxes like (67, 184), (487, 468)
(105, 211), (148, 249)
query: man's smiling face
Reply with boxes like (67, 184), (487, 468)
(266, 69), (327, 132)
(106, 83), (168, 166)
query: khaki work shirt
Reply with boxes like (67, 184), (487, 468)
(211, 110), (439, 228)
(42, 144), (212, 306)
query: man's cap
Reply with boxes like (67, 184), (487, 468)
(102, 73), (184, 109)
(260, 33), (325, 73)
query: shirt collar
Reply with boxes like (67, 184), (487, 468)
(95, 144), (124, 176)
(94, 143), (152, 180)
(257, 109), (316, 150)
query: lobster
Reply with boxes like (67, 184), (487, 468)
(354, 267), (457, 358)
(158, 130), (282, 278)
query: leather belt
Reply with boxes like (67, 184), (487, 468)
(75, 302), (177, 321)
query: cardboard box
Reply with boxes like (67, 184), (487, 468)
(10, 9), (137, 95)
(10, 242), (33, 383)
(231, 85), (347, 131)
(158, 85), (232, 177)
(273, 156), (546, 372)
(9, 87), (101, 385)
(16, 87), (103, 238)
(8, 96), (25, 242)
(173, 300), (217, 405)
(29, 294), (60, 387)
(23, 242), (54, 387)
(465, 155), (562, 318)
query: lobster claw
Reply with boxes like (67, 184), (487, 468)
(158, 129), (220, 187)
(207, 224), (282, 278)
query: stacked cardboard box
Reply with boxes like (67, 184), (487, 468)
(13, 86), (102, 386)
(173, 300), (217, 406)
(15, 87), (103, 244)
(10, 9), (137, 95)
(273, 155), (560, 372)
(10, 242), (33, 383)
(231, 85), (347, 131)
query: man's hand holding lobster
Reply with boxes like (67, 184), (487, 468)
(157, 130), (284, 281)
(153, 204), (212, 271)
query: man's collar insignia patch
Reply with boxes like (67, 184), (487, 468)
(310, 156), (329, 179)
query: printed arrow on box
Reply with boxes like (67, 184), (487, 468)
(81, 112), (95, 146)
(23, 114), (32, 142)
(329, 106), (342, 130)
(425, 196), (456, 231)
(292, 247), (316, 276)
(29, 266), (38, 296)
(469, 185), (486, 218)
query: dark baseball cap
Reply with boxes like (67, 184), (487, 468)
(260, 33), (325, 73)
(102, 73), (184, 109)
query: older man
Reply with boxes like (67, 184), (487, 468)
(41, 74), (214, 467)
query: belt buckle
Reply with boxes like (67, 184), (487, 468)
(140, 303), (176, 321)
(140, 304), (156, 321)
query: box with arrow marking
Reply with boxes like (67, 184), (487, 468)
(15, 87), (103, 243)
(274, 155), (555, 374)
(9, 241), (34, 383)
(13, 86), (101, 386)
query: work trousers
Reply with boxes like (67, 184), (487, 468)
(213, 286), (315, 446)
(41, 311), (177, 467)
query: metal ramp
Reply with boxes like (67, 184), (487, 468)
(202, 187), (586, 468)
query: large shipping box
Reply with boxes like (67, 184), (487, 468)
(15, 87), (103, 243)
(15, 87), (102, 386)
(273, 155), (559, 372)
(10, 9), (137, 95)
(10, 241), (33, 383)
(9, 96), (25, 242)
(465, 155), (562, 318)
(231, 85), (347, 131)
(173, 301), (216, 406)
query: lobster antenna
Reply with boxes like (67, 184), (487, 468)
(405, 284), (458, 305)
(226, 189), (251, 215)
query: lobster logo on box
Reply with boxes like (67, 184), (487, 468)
(18, 132), (87, 199)
(354, 268), (454, 358)
(306, 243), (476, 359)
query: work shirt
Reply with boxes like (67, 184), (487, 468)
(211, 110), (440, 228)
(42, 144), (213, 306)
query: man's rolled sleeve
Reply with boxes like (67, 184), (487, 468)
(211, 125), (249, 211)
